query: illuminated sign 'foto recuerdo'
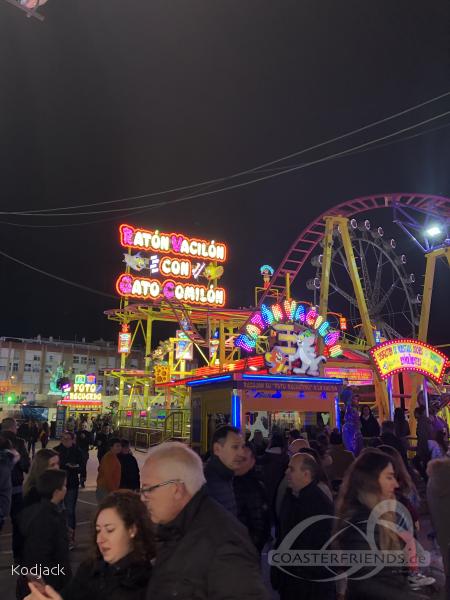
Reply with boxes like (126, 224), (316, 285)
(116, 224), (228, 307)
(235, 300), (343, 362)
(63, 374), (102, 404)
(370, 339), (448, 384)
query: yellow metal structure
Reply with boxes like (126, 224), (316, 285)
(318, 216), (390, 419)
(105, 301), (254, 412)
(409, 246), (450, 431)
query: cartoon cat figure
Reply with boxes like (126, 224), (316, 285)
(289, 333), (326, 376)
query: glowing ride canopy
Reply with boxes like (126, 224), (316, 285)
(234, 300), (343, 358)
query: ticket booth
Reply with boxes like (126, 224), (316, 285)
(187, 373), (343, 454)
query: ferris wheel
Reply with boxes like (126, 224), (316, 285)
(309, 218), (421, 340)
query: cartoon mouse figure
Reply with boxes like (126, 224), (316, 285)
(265, 348), (289, 375)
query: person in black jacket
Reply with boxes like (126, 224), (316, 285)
(233, 443), (270, 553)
(118, 439), (140, 491)
(380, 420), (408, 465)
(142, 441), (270, 600)
(55, 431), (83, 547)
(18, 469), (71, 598)
(75, 427), (90, 488)
(1, 417), (30, 562)
(26, 490), (155, 600)
(204, 425), (245, 516)
(0, 434), (16, 532)
(96, 425), (112, 463)
(271, 453), (335, 600)
(360, 405), (381, 438)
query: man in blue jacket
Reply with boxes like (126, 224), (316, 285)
(204, 425), (245, 515)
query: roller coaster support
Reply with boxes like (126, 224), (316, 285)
(319, 216), (390, 420)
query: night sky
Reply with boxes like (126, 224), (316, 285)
(1, 0), (449, 346)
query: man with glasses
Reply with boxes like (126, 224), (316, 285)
(142, 441), (270, 600)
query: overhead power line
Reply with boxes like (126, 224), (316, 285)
(0, 248), (116, 299)
(1, 108), (449, 219)
(1, 90), (449, 216)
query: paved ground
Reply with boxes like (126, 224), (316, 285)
(0, 443), (446, 599)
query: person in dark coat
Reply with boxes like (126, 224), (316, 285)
(233, 443), (270, 553)
(76, 427), (90, 488)
(27, 420), (40, 458)
(26, 490), (155, 600)
(414, 405), (433, 480)
(142, 441), (270, 600)
(1, 417), (30, 562)
(380, 420), (408, 465)
(0, 434), (16, 532)
(271, 453), (335, 600)
(96, 425), (112, 463)
(118, 439), (140, 491)
(18, 469), (71, 597)
(204, 425), (245, 516)
(360, 405), (381, 438)
(258, 432), (289, 523)
(55, 431), (83, 546)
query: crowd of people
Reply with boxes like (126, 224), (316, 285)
(0, 404), (448, 600)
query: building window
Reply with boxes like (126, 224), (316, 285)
(24, 363), (31, 372)
(81, 356), (88, 365)
(89, 357), (96, 365)
(48, 355), (54, 361)
(33, 355), (40, 361)
(12, 362), (19, 372)
(73, 356), (80, 364)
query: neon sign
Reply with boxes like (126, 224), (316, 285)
(370, 339), (448, 384)
(323, 366), (373, 386)
(116, 224), (228, 308)
(65, 374), (102, 403)
(235, 301), (342, 355)
(116, 274), (226, 306)
(120, 224), (227, 261)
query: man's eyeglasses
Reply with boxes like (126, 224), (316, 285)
(139, 479), (183, 498)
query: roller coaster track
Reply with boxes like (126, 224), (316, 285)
(241, 193), (450, 333)
(164, 297), (209, 347)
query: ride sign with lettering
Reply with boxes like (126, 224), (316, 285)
(370, 339), (448, 384)
(116, 224), (227, 307)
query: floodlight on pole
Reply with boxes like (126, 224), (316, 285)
(425, 225), (442, 238)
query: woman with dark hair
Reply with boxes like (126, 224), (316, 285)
(360, 405), (380, 438)
(335, 449), (415, 599)
(26, 490), (154, 600)
(23, 448), (60, 507)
